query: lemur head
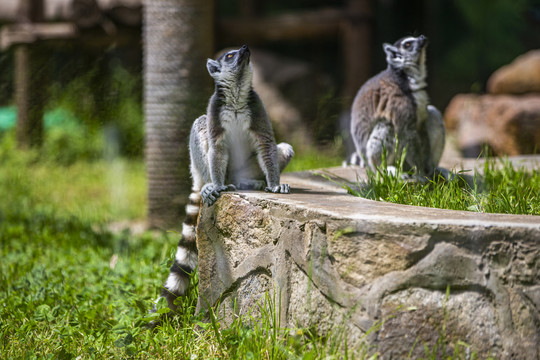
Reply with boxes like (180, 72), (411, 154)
(206, 45), (252, 89)
(383, 35), (428, 87)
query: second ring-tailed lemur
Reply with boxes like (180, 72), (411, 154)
(349, 35), (445, 177)
(158, 45), (294, 311)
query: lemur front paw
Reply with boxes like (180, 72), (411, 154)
(265, 184), (290, 194)
(201, 184), (236, 206)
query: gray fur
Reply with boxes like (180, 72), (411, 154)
(349, 35), (445, 177)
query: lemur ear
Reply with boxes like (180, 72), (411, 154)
(383, 43), (402, 66)
(206, 59), (221, 76)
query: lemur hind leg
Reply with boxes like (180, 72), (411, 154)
(366, 121), (395, 171)
(265, 142), (293, 193)
(235, 142), (294, 190)
(349, 151), (365, 167)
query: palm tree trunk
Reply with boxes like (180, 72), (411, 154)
(143, 0), (214, 229)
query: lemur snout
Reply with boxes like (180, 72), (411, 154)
(240, 45), (250, 56)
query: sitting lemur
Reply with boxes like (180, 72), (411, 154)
(157, 45), (294, 311)
(349, 35), (446, 178)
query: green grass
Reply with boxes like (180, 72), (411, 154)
(0, 210), (171, 358)
(349, 155), (540, 215)
(0, 203), (364, 359)
(0, 133), (146, 223)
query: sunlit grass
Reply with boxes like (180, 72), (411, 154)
(0, 131), (346, 223)
(0, 158), (146, 223)
(0, 134), (146, 224)
(347, 153), (540, 215)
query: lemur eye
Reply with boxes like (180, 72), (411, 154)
(226, 53), (234, 59)
(404, 42), (412, 49)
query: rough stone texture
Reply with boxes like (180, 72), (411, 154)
(444, 94), (540, 157)
(195, 165), (540, 359)
(487, 50), (540, 95)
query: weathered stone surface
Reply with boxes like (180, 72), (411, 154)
(195, 166), (540, 359)
(444, 94), (540, 157)
(379, 287), (502, 358)
(487, 50), (540, 95)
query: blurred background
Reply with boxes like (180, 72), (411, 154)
(0, 0), (539, 227)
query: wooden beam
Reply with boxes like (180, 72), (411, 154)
(0, 23), (77, 50)
(0, 0), (143, 23)
(218, 7), (345, 44)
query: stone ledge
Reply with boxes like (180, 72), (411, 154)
(195, 160), (540, 359)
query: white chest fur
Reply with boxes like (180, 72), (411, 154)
(220, 107), (253, 164)
(220, 107), (251, 134)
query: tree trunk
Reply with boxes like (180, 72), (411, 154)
(15, 0), (45, 149)
(143, 0), (214, 229)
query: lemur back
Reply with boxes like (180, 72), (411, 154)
(159, 45), (294, 312)
(349, 35), (445, 177)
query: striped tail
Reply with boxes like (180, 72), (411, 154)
(160, 191), (201, 311)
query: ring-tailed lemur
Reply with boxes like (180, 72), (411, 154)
(349, 35), (445, 177)
(159, 45), (294, 312)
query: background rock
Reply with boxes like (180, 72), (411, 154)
(444, 94), (540, 157)
(445, 49), (540, 158)
(487, 50), (540, 95)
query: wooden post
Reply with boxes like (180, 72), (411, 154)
(342, 0), (373, 106)
(15, 0), (45, 149)
(15, 44), (39, 148)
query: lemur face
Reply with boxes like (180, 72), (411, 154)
(206, 45), (252, 83)
(383, 35), (428, 72)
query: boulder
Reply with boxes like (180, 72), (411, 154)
(487, 50), (540, 95)
(195, 167), (540, 359)
(444, 94), (540, 157)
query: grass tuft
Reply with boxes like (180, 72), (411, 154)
(349, 153), (539, 215)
